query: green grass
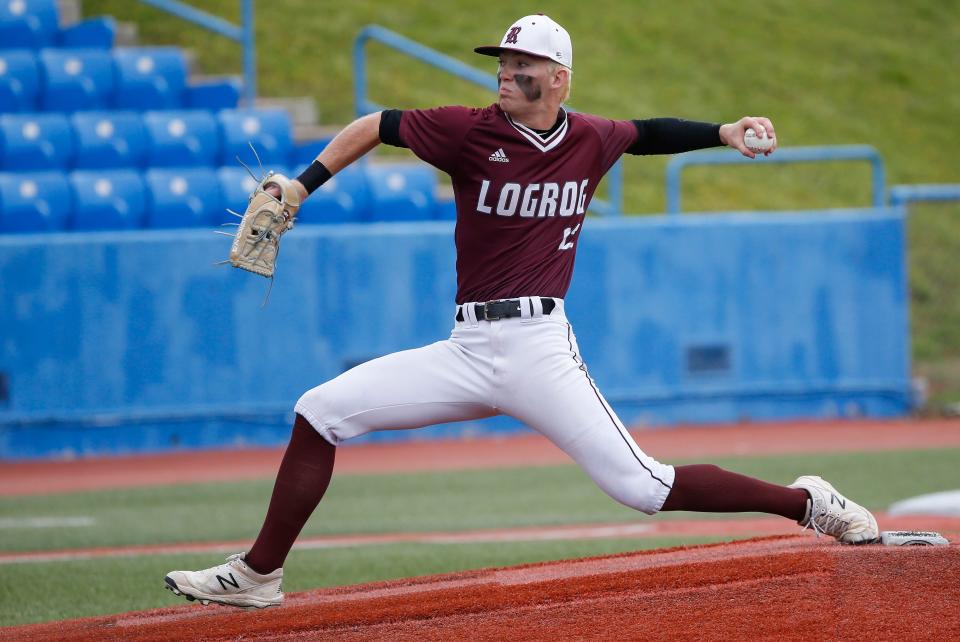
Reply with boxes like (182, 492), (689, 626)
(79, 0), (960, 403)
(1, 448), (957, 553)
(1, 448), (957, 626)
(0, 537), (722, 627)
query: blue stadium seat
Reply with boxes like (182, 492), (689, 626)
(112, 47), (186, 109)
(217, 165), (259, 219)
(0, 112), (73, 169)
(39, 48), (115, 111)
(57, 16), (116, 49)
(366, 163), (437, 221)
(217, 109), (292, 167)
(290, 137), (333, 168)
(0, 0), (58, 49)
(0, 50), (39, 111)
(144, 167), (223, 229)
(435, 197), (457, 220)
(143, 110), (219, 167)
(296, 163), (369, 224)
(71, 111), (146, 169)
(0, 170), (70, 232)
(69, 169), (145, 230)
(184, 77), (240, 110)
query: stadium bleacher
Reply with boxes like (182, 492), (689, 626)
(0, 0), (440, 232)
(69, 168), (145, 230)
(38, 48), (115, 111)
(142, 109), (220, 167)
(298, 164), (370, 224)
(367, 163), (437, 222)
(0, 169), (69, 231)
(144, 167), (222, 229)
(0, 50), (41, 111)
(70, 110), (147, 168)
(0, 112), (74, 169)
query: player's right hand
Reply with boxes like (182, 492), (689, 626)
(719, 116), (777, 159)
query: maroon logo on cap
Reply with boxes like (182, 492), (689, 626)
(505, 26), (522, 44)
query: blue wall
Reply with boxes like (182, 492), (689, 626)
(0, 207), (911, 458)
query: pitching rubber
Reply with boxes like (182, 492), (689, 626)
(879, 530), (949, 546)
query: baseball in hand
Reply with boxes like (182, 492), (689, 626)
(744, 127), (774, 153)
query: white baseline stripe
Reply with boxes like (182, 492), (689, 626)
(0, 523), (655, 565)
(0, 516), (96, 529)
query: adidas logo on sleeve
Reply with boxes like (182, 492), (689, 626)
(488, 148), (510, 162)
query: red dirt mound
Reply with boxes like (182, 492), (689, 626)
(5, 536), (958, 641)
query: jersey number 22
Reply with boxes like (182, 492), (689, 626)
(559, 224), (581, 251)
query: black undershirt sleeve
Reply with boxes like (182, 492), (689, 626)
(379, 109), (407, 148)
(627, 118), (722, 155)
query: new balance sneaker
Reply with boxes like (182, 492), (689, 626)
(789, 475), (879, 544)
(164, 553), (283, 609)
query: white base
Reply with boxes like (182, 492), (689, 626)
(888, 490), (960, 517)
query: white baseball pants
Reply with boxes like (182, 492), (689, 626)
(295, 297), (675, 514)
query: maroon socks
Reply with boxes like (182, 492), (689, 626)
(244, 423), (807, 573)
(660, 464), (808, 522)
(244, 414), (336, 575)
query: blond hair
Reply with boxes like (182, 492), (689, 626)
(549, 62), (573, 103)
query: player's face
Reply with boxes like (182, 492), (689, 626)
(497, 52), (551, 110)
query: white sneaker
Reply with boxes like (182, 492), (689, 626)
(164, 553), (283, 609)
(789, 475), (879, 544)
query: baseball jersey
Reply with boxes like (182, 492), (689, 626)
(385, 104), (716, 304)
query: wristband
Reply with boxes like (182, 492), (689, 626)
(296, 160), (332, 195)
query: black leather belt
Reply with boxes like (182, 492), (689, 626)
(456, 297), (556, 322)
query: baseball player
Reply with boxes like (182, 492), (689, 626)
(165, 15), (878, 609)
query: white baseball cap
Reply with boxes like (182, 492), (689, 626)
(475, 14), (573, 69)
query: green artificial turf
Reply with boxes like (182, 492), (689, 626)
(0, 537), (722, 627)
(2, 448), (956, 554)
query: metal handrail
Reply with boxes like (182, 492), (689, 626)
(665, 145), (887, 215)
(888, 184), (960, 206)
(352, 25), (623, 216)
(139, 0), (256, 106)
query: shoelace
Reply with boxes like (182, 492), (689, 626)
(801, 509), (849, 538)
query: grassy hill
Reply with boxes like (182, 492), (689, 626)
(83, 0), (960, 407)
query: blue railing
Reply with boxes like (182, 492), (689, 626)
(665, 145), (887, 215)
(889, 183), (960, 206)
(352, 25), (623, 216)
(139, 0), (256, 106)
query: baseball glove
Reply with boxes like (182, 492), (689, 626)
(228, 172), (302, 278)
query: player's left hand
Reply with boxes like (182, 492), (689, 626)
(227, 172), (302, 278)
(719, 116), (777, 158)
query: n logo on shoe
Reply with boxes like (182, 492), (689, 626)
(217, 572), (240, 591)
(830, 494), (846, 509)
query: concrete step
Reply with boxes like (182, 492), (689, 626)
(114, 21), (139, 47)
(61, 0), (138, 48)
(293, 123), (341, 144)
(255, 96), (317, 127)
(57, 0), (81, 26)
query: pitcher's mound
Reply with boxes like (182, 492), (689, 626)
(8, 535), (959, 641)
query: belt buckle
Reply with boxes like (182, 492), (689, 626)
(482, 299), (520, 321)
(481, 302), (500, 321)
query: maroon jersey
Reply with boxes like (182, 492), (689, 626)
(398, 104), (637, 304)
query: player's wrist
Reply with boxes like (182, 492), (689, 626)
(292, 180), (309, 202)
(296, 160), (332, 197)
(718, 123), (734, 146)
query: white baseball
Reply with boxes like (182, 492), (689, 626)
(744, 127), (774, 153)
